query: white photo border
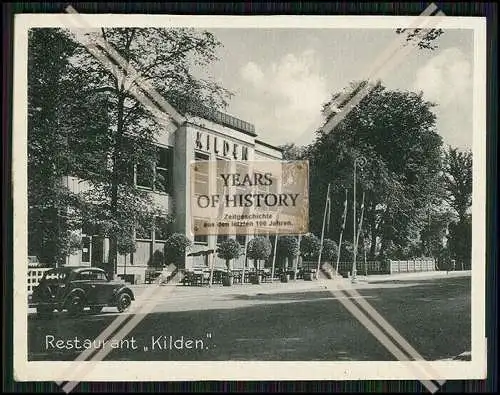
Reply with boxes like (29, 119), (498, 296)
(13, 13), (487, 382)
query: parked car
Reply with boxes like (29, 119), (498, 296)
(31, 267), (135, 317)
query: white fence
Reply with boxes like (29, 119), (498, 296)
(389, 258), (436, 274)
(27, 267), (51, 294)
(304, 258), (436, 277)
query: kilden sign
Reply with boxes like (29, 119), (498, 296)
(194, 131), (249, 161)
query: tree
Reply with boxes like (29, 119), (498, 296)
(442, 147), (472, 269)
(420, 209), (455, 258)
(50, 27), (232, 274)
(247, 237), (272, 273)
(395, 27), (444, 50)
(217, 239), (242, 286)
(447, 214), (472, 270)
(27, 28), (89, 265)
(163, 233), (192, 268)
(299, 233), (321, 261)
(443, 147), (472, 222)
(278, 143), (306, 160)
(308, 82), (444, 260)
(276, 236), (299, 272)
(321, 238), (338, 262)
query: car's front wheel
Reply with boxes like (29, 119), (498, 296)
(66, 294), (85, 316)
(116, 293), (131, 313)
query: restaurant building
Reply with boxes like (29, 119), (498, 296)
(64, 107), (283, 281)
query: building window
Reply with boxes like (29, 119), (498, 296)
(155, 147), (173, 194)
(136, 162), (154, 190)
(81, 236), (91, 263)
(136, 146), (173, 193)
(215, 158), (230, 246)
(216, 158), (229, 195)
(194, 152), (210, 244)
(193, 217), (208, 244)
(236, 234), (246, 246)
(217, 234), (229, 245)
(155, 216), (170, 241)
(194, 151), (210, 196)
(136, 220), (153, 240)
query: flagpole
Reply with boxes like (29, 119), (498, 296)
(355, 192), (366, 278)
(316, 183), (331, 279)
(296, 234), (302, 279)
(271, 232), (279, 282)
(352, 156), (366, 283)
(355, 192), (366, 251)
(335, 189), (348, 274)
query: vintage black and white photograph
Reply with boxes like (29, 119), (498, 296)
(13, 11), (487, 384)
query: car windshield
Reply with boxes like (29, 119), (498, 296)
(41, 268), (71, 283)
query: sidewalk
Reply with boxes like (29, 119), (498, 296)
(130, 279), (334, 300)
(27, 271), (471, 314)
(364, 270), (471, 283)
(129, 270), (471, 300)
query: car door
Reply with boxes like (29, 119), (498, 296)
(71, 270), (95, 304)
(89, 269), (115, 305)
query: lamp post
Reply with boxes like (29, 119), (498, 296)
(317, 183), (331, 279)
(352, 155), (366, 283)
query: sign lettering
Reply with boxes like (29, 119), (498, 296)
(195, 131), (248, 160)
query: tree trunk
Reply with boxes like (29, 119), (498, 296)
(108, 93), (126, 278)
(368, 205), (377, 260)
(223, 259), (233, 286)
(281, 257), (290, 282)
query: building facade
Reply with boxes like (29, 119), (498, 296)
(64, 108), (283, 280)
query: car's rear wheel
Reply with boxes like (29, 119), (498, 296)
(37, 305), (54, 319)
(89, 306), (103, 314)
(116, 293), (131, 313)
(66, 294), (85, 316)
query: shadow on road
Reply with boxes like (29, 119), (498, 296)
(28, 277), (471, 363)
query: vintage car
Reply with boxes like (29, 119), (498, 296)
(31, 267), (135, 317)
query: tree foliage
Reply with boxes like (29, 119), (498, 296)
(321, 238), (338, 262)
(28, 27), (231, 269)
(308, 82), (444, 260)
(28, 28), (85, 265)
(278, 143), (307, 160)
(276, 236), (300, 259)
(395, 27), (444, 50)
(164, 233), (192, 267)
(443, 147), (472, 222)
(447, 214), (472, 269)
(217, 239), (242, 267)
(299, 233), (321, 260)
(247, 237), (272, 261)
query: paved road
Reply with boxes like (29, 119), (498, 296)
(28, 274), (471, 362)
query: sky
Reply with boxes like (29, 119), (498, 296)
(196, 28), (474, 150)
